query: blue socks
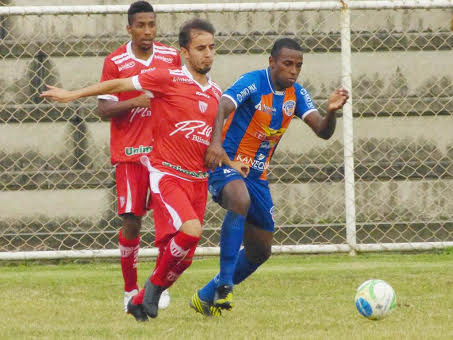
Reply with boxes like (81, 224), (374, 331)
(198, 248), (261, 302)
(198, 274), (218, 302)
(232, 248), (260, 285)
(198, 212), (263, 302)
(198, 211), (244, 301)
(218, 211), (245, 286)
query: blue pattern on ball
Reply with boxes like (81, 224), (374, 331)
(356, 298), (373, 317)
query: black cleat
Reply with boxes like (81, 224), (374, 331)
(127, 299), (148, 322)
(142, 278), (166, 318)
(213, 284), (234, 311)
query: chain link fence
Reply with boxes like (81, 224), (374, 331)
(350, 6), (453, 247)
(0, 2), (452, 258)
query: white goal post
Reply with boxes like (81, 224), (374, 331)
(1, 1), (453, 260)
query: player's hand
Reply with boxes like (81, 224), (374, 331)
(40, 85), (77, 103)
(131, 94), (151, 108)
(230, 160), (250, 178)
(204, 141), (224, 170)
(327, 88), (349, 112)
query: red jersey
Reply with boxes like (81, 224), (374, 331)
(99, 41), (181, 164)
(132, 65), (221, 181)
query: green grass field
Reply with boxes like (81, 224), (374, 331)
(1, 251), (452, 340)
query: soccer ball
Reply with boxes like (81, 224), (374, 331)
(355, 279), (396, 320)
(158, 289), (170, 309)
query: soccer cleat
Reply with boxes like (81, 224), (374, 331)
(213, 284), (233, 311)
(124, 289), (139, 313)
(158, 289), (171, 310)
(189, 291), (221, 317)
(142, 278), (165, 318)
(127, 299), (148, 322)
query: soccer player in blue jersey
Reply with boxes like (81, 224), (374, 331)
(190, 38), (349, 316)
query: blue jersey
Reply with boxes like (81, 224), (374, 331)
(221, 67), (317, 179)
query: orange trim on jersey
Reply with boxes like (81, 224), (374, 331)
(235, 93), (273, 158)
(259, 88), (298, 180)
(232, 93), (274, 179)
(222, 108), (237, 141)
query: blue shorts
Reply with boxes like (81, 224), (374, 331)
(208, 165), (275, 232)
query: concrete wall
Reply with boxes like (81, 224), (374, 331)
(1, 1), (452, 242)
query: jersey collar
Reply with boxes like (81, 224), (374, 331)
(182, 65), (212, 92)
(126, 41), (155, 67)
(266, 67), (285, 96)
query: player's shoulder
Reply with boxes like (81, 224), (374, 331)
(153, 41), (179, 56)
(293, 82), (311, 97)
(293, 82), (316, 109)
(104, 43), (129, 63)
(209, 79), (222, 94)
(140, 66), (185, 84)
(240, 68), (266, 82)
(142, 65), (182, 77)
(227, 69), (265, 92)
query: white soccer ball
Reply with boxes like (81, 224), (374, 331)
(158, 289), (170, 309)
(355, 279), (396, 320)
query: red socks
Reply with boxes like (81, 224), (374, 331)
(151, 231), (200, 287)
(131, 231), (199, 306)
(118, 230), (140, 292)
(165, 245), (197, 288)
(132, 288), (145, 305)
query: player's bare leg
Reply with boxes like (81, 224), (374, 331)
(242, 222), (273, 265)
(218, 179), (250, 216)
(122, 213), (141, 239)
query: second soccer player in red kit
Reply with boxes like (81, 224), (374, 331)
(99, 0), (181, 314)
(41, 18), (249, 321)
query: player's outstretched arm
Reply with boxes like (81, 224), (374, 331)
(304, 88), (349, 140)
(98, 94), (150, 120)
(40, 78), (135, 103)
(204, 96), (236, 170)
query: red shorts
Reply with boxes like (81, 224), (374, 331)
(148, 172), (208, 247)
(115, 162), (150, 217)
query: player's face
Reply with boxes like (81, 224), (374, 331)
(181, 30), (215, 75)
(127, 12), (157, 51)
(269, 48), (303, 90)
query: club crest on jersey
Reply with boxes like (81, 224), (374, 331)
(282, 100), (296, 116)
(199, 101), (208, 113)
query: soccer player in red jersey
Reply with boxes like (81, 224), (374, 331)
(98, 1), (181, 313)
(41, 18), (248, 321)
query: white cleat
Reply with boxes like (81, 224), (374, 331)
(124, 289), (139, 313)
(158, 289), (171, 309)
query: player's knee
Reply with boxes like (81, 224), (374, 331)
(180, 219), (202, 238)
(221, 180), (250, 216)
(229, 194), (250, 216)
(121, 214), (142, 239)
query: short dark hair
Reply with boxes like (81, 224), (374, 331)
(128, 1), (154, 25)
(178, 18), (215, 49)
(270, 38), (303, 58)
